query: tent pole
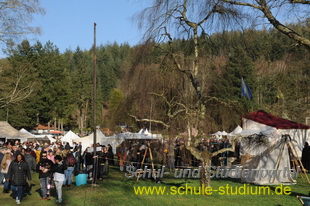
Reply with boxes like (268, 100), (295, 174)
(272, 138), (286, 183)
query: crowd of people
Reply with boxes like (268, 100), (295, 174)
(0, 136), (244, 204)
(0, 139), (113, 204)
(114, 137), (241, 172)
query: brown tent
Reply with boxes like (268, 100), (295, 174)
(0, 121), (33, 139)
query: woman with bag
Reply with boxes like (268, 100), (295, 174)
(52, 155), (67, 204)
(7, 153), (31, 205)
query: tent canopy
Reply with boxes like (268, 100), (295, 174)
(79, 129), (106, 150)
(243, 110), (310, 129)
(228, 125), (242, 136)
(0, 121), (33, 139)
(19, 128), (35, 137)
(242, 110), (310, 157)
(61, 130), (80, 146)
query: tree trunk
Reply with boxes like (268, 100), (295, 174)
(201, 159), (212, 187)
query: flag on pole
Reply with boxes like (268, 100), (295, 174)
(241, 77), (253, 99)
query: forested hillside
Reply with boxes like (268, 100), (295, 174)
(0, 22), (309, 134)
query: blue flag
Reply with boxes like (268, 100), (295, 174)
(241, 77), (253, 99)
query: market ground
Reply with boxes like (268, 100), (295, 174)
(0, 167), (309, 206)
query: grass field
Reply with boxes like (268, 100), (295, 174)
(0, 167), (309, 206)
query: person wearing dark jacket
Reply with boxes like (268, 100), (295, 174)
(107, 144), (114, 166)
(24, 148), (36, 195)
(24, 148), (36, 172)
(84, 148), (94, 179)
(301, 142), (310, 171)
(37, 151), (54, 200)
(7, 154), (31, 205)
(52, 155), (67, 204)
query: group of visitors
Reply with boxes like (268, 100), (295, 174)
(0, 140), (86, 204)
(115, 138), (241, 172)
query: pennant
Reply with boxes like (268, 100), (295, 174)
(241, 77), (253, 99)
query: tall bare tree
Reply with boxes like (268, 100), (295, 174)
(0, 0), (44, 45)
(135, 0), (243, 186)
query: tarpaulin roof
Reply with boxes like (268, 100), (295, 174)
(0, 121), (33, 139)
(242, 110), (310, 129)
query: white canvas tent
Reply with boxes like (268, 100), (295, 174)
(19, 128), (56, 143)
(240, 137), (295, 185)
(79, 129), (106, 150)
(0, 121), (33, 142)
(61, 130), (80, 146)
(238, 110), (310, 185)
(102, 131), (162, 153)
(138, 128), (150, 135)
(19, 128), (35, 136)
(211, 131), (228, 139)
(228, 125), (243, 136)
(242, 110), (310, 157)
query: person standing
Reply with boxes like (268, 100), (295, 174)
(63, 152), (75, 187)
(301, 142), (310, 171)
(52, 155), (67, 204)
(73, 148), (81, 174)
(1, 151), (12, 193)
(0, 148), (5, 187)
(101, 147), (109, 176)
(24, 148), (36, 195)
(107, 144), (114, 166)
(37, 151), (53, 200)
(8, 154), (31, 205)
(84, 148), (94, 179)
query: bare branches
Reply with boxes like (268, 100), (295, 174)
(222, 0), (261, 9)
(212, 137), (236, 157)
(289, 0), (310, 5)
(0, 0), (44, 44)
(127, 113), (170, 128)
(223, 0), (310, 49)
(149, 92), (188, 119)
(0, 66), (35, 108)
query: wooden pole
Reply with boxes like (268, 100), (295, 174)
(272, 138), (286, 183)
(148, 146), (157, 182)
(92, 22), (97, 185)
(137, 148), (148, 182)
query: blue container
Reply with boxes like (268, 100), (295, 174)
(75, 173), (87, 186)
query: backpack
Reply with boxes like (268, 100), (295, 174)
(67, 154), (75, 166)
(73, 152), (80, 163)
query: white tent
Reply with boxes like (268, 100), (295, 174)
(19, 128), (35, 136)
(228, 125), (243, 136)
(0, 121), (33, 143)
(211, 131), (228, 139)
(138, 128), (150, 134)
(27, 135), (57, 143)
(238, 110), (309, 185)
(19, 128), (56, 143)
(242, 110), (310, 157)
(61, 130), (80, 146)
(79, 129), (106, 150)
(101, 131), (163, 153)
(240, 137), (295, 185)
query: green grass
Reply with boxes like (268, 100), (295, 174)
(0, 167), (309, 206)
